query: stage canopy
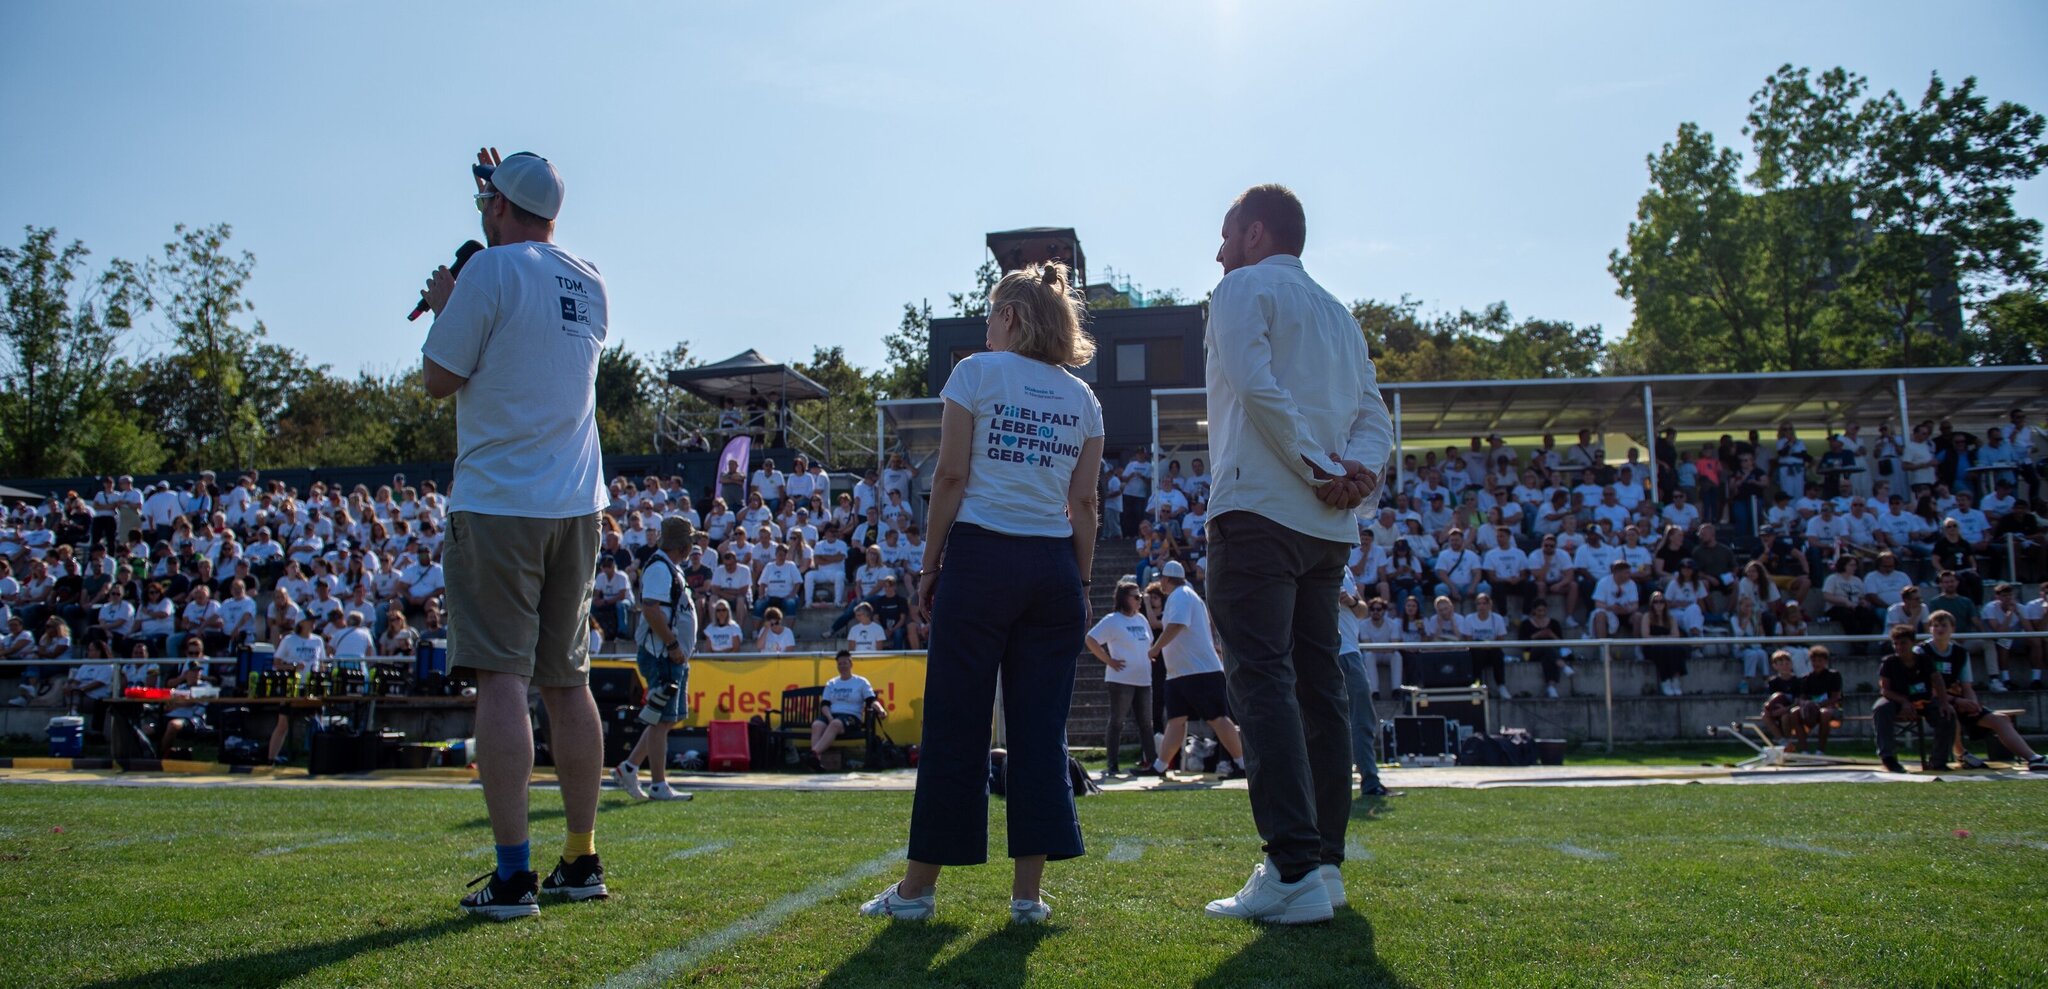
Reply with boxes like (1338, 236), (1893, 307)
(665, 349), (831, 403)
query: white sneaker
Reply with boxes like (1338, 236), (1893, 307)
(858, 882), (934, 921)
(1497, 685), (1512, 700)
(647, 781), (693, 802)
(612, 764), (646, 800)
(1561, 664), (1576, 678)
(1010, 895), (1052, 925)
(5, 696), (24, 707)
(1545, 685), (1559, 699)
(1565, 616), (1581, 629)
(1205, 858), (1333, 924)
(1318, 864), (1346, 908)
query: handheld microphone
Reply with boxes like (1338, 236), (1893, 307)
(408, 240), (486, 321)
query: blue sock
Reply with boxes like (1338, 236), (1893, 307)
(496, 841), (530, 881)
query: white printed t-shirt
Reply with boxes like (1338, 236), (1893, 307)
(422, 242), (609, 519)
(1160, 584), (1224, 679)
(821, 674), (876, 718)
(939, 351), (1104, 539)
(1088, 611), (1156, 688)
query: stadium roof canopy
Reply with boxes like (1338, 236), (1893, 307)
(880, 365), (2046, 496)
(665, 349), (831, 402)
(1151, 364), (2048, 454)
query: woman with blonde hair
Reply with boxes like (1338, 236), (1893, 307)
(861, 262), (1102, 926)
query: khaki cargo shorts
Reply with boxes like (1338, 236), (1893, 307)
(444, 510), (600, 688)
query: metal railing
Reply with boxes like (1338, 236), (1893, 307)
(1366, 629), (2048, 752)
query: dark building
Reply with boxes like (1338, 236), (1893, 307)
(928, 304), (1206, 456)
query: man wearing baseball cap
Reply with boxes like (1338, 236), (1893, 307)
(419, 147), (610, 921)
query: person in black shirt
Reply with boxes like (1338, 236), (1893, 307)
(1919, 611), (2048, 771)
(1798, 647), (1844, 755)
(1762, 650), (1807, 750)
(1875, 625), (1954, 773)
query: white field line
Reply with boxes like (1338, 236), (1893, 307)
(257, 835), (359, 857)
(1551, 842), (1616, 861)
(597, 847), (906, 989)
(668, 840), (732, 860)
(1106, 840), (1144, 862)
(1760, 837), (1853, 858)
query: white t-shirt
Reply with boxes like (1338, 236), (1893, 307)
(277, 632), (327, 670)
(1862, 569), (1913, 607)
(1463, 611), (1508, 642)
(332, 625), (374, 658)
(421, 242), (609, 519)
(634, 551), (694, 651)
(759, 561), (803, 598)
(847, 621), (889, 653)
(1593, 576), (1639, 611)
(1160, 585), (1224, 678)
(1336, 570), (1363, 652)
(1089, 611), (1156, 687)
(939, 351), (1105, 539)
(756, 626), (797, 653)
(593, 570), (633, 605)
(702, 621), (745, 653)
(821, 674), (876, 716)
(1481, 547), (1526, 579)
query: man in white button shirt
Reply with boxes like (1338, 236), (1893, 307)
(1198, 186), (1393, 925)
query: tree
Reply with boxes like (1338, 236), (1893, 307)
(1611, 66), (2048, 372)
(144, 223), (272, 469)
(790, 345), (879, 468)
(1848, 73), (2048, 365)
(1968, 289), (2048, 365)
(0, 226), (144, 476)
(595, 344), (654, 455)
(1356, 297), (1603, 382)
(875, 300), (932, 399)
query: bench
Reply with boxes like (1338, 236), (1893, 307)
(1712, 707), (2027, 770)
(766, 686), (875, 767)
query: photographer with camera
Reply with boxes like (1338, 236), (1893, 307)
(613, 517), (699, 803)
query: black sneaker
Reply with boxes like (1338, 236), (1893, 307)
(1131, 765), (1161, 777)
(541, 854), (609, 902)
(461, 870), (540, 921)
(1360, 783), (1403, 798)
(1960, 754), (1988, 770)
(1881, 756), (1907, 774)
(1220, 766), (1247, 781)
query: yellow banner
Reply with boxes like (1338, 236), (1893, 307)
(595, 652), (928, 745)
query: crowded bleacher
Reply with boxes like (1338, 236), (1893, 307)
(2, 408), (2043, 762)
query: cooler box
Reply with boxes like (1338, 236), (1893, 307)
(417, 639), (449, 682)
(47, 716), (85, 758)
(707, 719), (750, 772)
(238, 643), (275, 692)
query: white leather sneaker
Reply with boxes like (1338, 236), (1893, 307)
(858, 882), (934, 921)
(1204, 858), (1333, 924)
(1318, 864), (1346, 908)
(647, 781), (693, 802)
(612, 764), (646, 800)
(1010, 895), (1052, 924)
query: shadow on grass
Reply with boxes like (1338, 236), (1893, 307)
(77, 917), (468, 989)
(1193, 911), (1408, 989)
(819, 921), (1053, 988)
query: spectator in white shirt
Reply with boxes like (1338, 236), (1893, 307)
(808, 526), (850, 607)
(1590, 560), (1640, 639)
(752, 459), (786, 508)
(1432, 529), (1487, 606)
(169, 584), (224, 658)
(754, 545), (804, 621)
(754, 607), (797, 653)
(1086, 582), (1159, 777)
(268, 617), (327, 762)
(700, 601), (745, 654)
(844, 602), (888, 653)
(591, 557), (634, 644)
(1862, 552), (1914, 608)
(332, 611), (375, 659)
(1480, 527), (1531, 611)
(706, 551), (754, 632)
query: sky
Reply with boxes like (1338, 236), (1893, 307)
(4, 1), (2045, 383)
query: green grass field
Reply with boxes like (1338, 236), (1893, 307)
(2, 780), (2044, 988)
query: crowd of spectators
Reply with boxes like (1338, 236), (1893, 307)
(1102, 410), (2047, 700)
(0, 455), (943, 709)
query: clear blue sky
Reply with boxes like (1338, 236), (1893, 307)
(4, 1), (2044, 381)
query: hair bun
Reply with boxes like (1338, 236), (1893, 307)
(1038, 261), (1066, 289)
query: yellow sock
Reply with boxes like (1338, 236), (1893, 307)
(565, 830), (595, 862)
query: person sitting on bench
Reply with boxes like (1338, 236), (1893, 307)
(1761, 651), (1807, 751)
(808, 650), (888, 768)
(1918, 610), (2048, 772)
(1798, 647), (1844, 756)
(1875, 624), (1954, 774)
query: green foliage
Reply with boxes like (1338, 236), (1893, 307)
(1356, 296), (1605, 382)
(790, 345), (880, 467)
(595, 344), (654, 455)
(1612, 65), (2048, 373)
(142, 222), (275, 469)
(0, 225), (145, 476)
(875, 300), (932, 399)
(946, 258), (999, 318)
